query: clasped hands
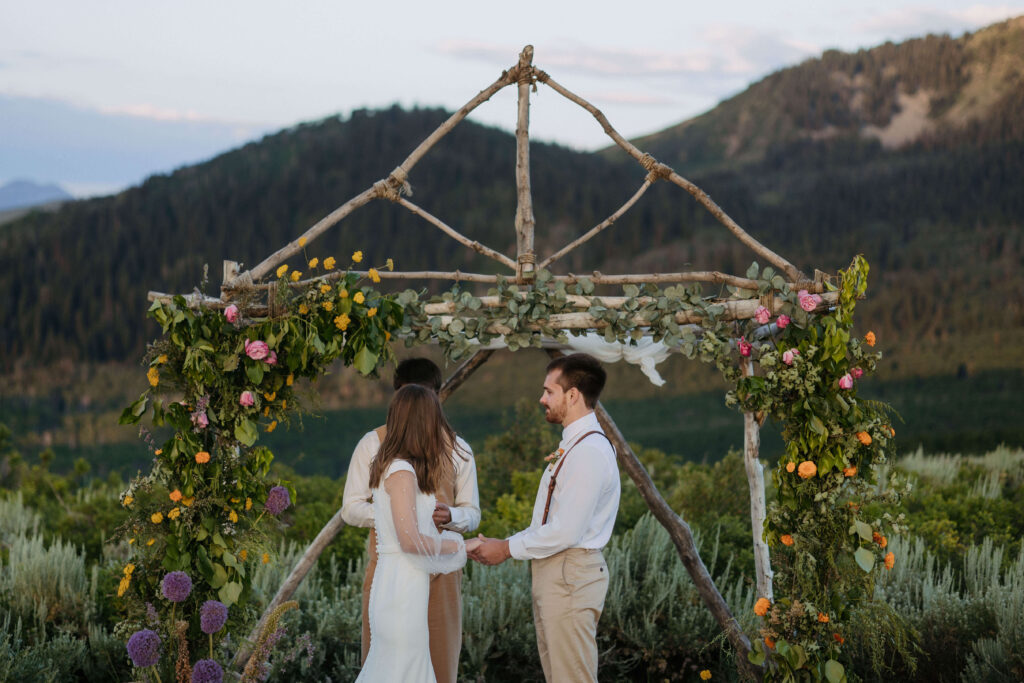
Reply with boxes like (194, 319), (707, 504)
(465, 534), (511, 566)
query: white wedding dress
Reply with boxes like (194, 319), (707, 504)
(356, 459), (466, 682)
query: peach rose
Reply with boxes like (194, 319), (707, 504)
(780, 534), (794, 546)
(884, 552), (895, 569)
(798, 461), (817, 479)
(754, 597), (771, 616)
(856, 431), (872, 445)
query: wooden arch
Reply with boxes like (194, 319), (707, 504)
(150, 46), (842, 677)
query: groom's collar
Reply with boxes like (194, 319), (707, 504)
(560, 411), (600, 446)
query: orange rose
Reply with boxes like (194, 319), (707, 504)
(888, 426), (896, 437)
(786, 462), (796, 473)
(754, 597), (771, 617)
(873, 532), (888, 548)
(195, 451), (210, 464)
(833, 633), (845, 644)
(843, 466), (857, 477)
(865, 331), (876, 346)
(884, 552), (895, 569)
(798, 461), (817, 479)
(780, 535), (795, 546)
(169, 489), (182, 502)
(818, 612), (830, 623)
(856, 431), (872, 445)
(764, 637), (776, 650)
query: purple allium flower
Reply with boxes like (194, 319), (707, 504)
(200, 600), (229, 634)
(191, 659), (224, 683)
(126, 628), (161, 668)
(264, 486), (291, 515)
(161, 571), (192, 603)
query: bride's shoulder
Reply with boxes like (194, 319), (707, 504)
(385, 459), (416, 477)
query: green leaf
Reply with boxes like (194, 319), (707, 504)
(809, 415), (826, 436)
(219, 581), (242, 606)
(209, 564), (228, 589)
(623, 284), (639, 298)
(746, 262), (760, 279)
(246, 362), (264, 385)
(222, 354), (239, 372)
(824, 659), (845, 683)
(353, 346), (377, 376)
(235, 419), (258, 447)
(855, 520), (873, 543)
(855, 547), (876, 572)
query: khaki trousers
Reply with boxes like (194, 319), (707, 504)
(361, 528), (463, 683)
(531, 548), (609, 683)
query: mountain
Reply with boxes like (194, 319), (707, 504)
(0, 18), (1022, 386)
(0, 179), (73, 211)
(626, 16), (1024, 173)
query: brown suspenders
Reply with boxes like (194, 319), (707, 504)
(541, 430), (614, 525)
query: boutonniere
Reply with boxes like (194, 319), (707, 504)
(544, 447), (565, 467)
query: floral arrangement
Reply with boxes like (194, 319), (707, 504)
(118, 248), (402, 675)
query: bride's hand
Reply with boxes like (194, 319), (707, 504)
(465, 538), (483, 555)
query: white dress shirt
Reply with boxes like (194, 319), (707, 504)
(341, 430), (481, 534)
(507, 412), (620, 561)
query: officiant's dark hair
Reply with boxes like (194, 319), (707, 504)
(370, 384), (455, 494)
(394, 358), (442, 393)
(546, 353), (606, 408)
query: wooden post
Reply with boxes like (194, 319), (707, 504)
(439, 349), (496, 402)
(546, 350), (760, 680)
(744, 362), (773, 601)
(514, 45), (536, 283)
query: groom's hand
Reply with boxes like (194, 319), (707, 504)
(469, 534), (511, 566)
(432, 502), (452, 527)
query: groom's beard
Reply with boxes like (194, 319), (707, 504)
(544, 399), (567, 425)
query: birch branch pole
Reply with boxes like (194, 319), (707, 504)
(744, 360), (773, 602)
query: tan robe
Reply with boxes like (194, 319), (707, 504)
(360, 426), (462, 683)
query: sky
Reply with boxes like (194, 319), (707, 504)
(2, 1), (1022, 197)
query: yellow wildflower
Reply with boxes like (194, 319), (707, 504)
(128, 537), (136, 545)
(276, 264), (288, 278)
(290, 270), (302, 282)
(334, 314), (351, 331)
(147, 367), (159, 387)
(385, 258), (394, 271)
(155, 449), (163, 455)
(298, 236), (307, 247)
(353, 292), (365, 304)
(239, 549), (248, 561)
(319, 283), (331, 294)
(385, 331), (391, 341)
(323, 256), (336, 270)
(308, 257), (318, 269)
(231, 498), (240, 503)
(323, 301), (334, 312)
(263, 406), (270, 417)
(182, 497), (194, 507)
(123, 495), (134, 507)
(286, 373), (294, 386)
(700, 671), (712, 681)
(124, 563), (135, 576)
(352, 250), (363, 263)
(151, 512), (164, 524)
(262, 553), (270, 564)
(157, 354), (168, 364)
(368, 267), (381, 283)
(118, 575), (131, 597)
(298, 303), (309, 315)
(264, 391), (276, 401)
(266, 420), (278, 433)
(245, 497), (253, 511)
(339, 288), (349, 298)
(281, 400), (286, 410)
(147, 538), (155, 546)
(167, 507), (181, 520)
(229, 510), (239, 523)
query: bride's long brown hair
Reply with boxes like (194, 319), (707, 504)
(368, 384), (464, 494)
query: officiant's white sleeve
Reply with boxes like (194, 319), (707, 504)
(442, 436), (481, 534)
(341, 431), (379, 528)
(385, 465), (467, 575)
(506, 443), (619, 561)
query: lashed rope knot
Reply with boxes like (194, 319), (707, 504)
(639, 153), (672, 183)
(759, 292), (774, 315)
(372, 166), (412, 202)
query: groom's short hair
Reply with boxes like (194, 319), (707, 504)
(394, 358), (443, 393)
(546, 353), (606, 408)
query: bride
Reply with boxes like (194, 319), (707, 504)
(356, 384), (467, 682)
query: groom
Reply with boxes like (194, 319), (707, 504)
(341, 358), (480, 683)
(469, 353), (619, 683)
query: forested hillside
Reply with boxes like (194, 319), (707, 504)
(2, 18), (1022, 382)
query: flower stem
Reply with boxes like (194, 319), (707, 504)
(209, 633), (214, 660)
(151, 666), (162, 683)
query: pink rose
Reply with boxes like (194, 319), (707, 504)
(755, 306), (771, 325)
(851, 367), (864, 379)
(782, 349), (799, 365)
(739, 337), (752, 357)
(244, 339), (269, 360)
(191, 410), (209, 428)
(224, 304), (239, 324)
(798, 289), (823, 312)
(838, 373), (854, 390)
(239, 391), (255, 407)
(266, 351), (278, 366)
(776, 314), (791, 329)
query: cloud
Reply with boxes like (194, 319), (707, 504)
(588, 91), (678, 106)
(97, 103), (213, 123)
(856, 4), (1022, 35)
